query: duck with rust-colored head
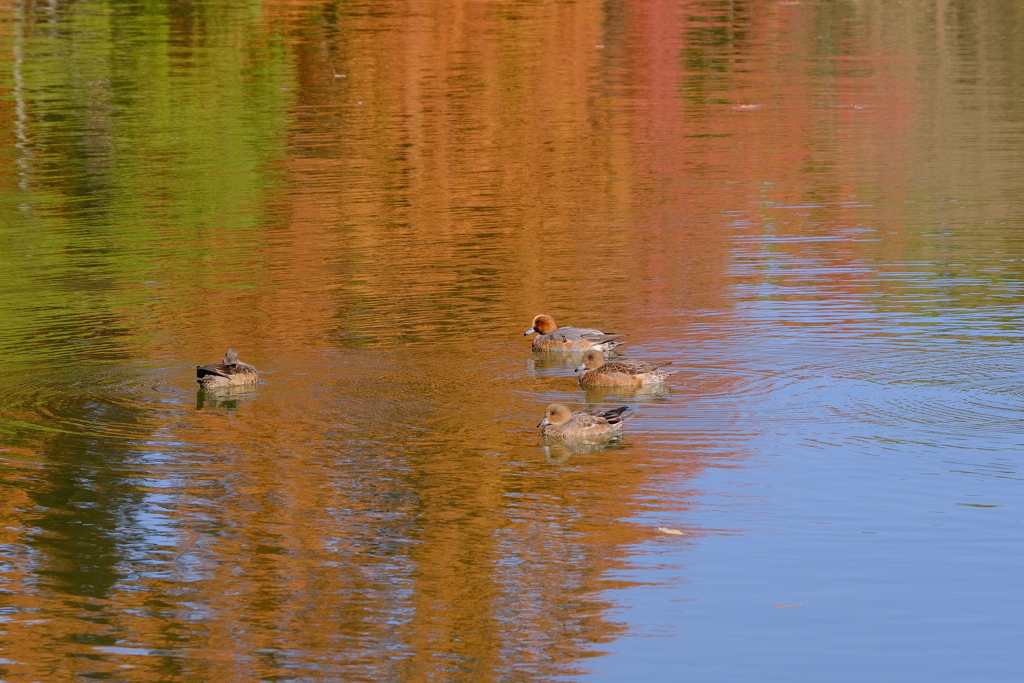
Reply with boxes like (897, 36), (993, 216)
(196, 349), (259, 388)
(537, 403), (636, 439)
(575, 349), (678, 387)
(524, 314), (626, 352)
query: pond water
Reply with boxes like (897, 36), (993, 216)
(2, 0), (1024, 680)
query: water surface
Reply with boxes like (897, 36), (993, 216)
(2, 0), (1024, 681)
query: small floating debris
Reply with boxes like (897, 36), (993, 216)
(657, 527), (688, 536)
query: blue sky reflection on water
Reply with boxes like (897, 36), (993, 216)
(580, 299), (1024, 681)
(596, 444), (1023, 682)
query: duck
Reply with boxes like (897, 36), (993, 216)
(537, 403), (636, 439)
(575, 349), (678, 387)
(196, 349), (259, 388)
(523, 314), (626, 352)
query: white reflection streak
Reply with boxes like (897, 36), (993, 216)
(13, 0), (32, 194)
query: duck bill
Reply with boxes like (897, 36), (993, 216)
(524, 328), (537, 336)
(574, 363), (586, 373)
(537, 418), (550, 428)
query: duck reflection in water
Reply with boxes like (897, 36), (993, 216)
(580, 382), (672, 402)
(542, 439), (629, 463)
(196, 388), (242, 411)
(530, 349), (623, 372)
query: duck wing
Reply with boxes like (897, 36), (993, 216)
(568, 412), (615, 430)
(604, 360), (671, 375)
(557, 326), (627, 343)
(196, 362), (233, 379)
(578, 405), (636, 426)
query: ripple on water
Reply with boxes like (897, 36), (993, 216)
(0, 366), (196, 452)
(636, 309), (1024, 462)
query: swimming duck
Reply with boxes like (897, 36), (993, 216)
(575, 349), (678, 387)
(537, 403), (636, 439)
(524, 314), (626, 352)
(196, 349), (259, 388)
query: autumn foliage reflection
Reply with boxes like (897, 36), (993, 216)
(2, 0), (1023, 680)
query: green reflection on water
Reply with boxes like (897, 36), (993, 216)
(0, 0), (291, 365)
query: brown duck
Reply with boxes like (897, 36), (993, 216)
(196, 349), (259, 388)
(575, 349), (678, 387)
(537, 403), (636, 439)
(524, 314), (626, 352)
